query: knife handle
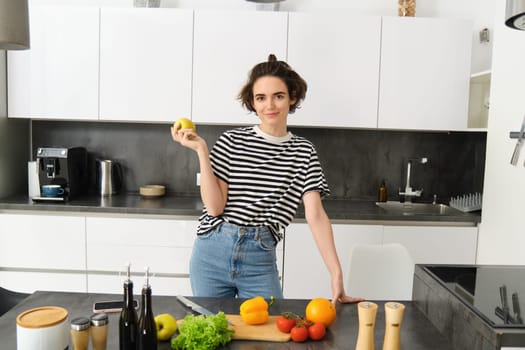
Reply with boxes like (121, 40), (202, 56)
(511, 143), (521, 165)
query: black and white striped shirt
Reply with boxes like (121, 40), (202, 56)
(197, 125), (330, 241)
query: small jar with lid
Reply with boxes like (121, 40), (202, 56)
(90, 313), (109, 350)
(70, 317), (90, 350)
(16, 306), (69, 350)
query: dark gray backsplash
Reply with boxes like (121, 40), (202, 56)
(32, 121), (486, 202)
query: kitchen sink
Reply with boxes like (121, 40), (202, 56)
(375, 201), (462, 216)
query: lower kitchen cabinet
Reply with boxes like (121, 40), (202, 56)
(382, 225), (478, 264)
(282, 223), (383, 299)
(85, 217), (198, 295)
(87, 274), (193, 297)
(0, 270), (86, 294)
(0, 213), (87, 293)
(0, 214), (86, 270)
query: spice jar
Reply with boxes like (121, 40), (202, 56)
(70, 316), (90, 350)
(398, 0), (416, 17)
(91, 313), (109, 350)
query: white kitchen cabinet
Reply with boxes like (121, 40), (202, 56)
(99, 8), (193, 122)
(7, 6), (99, 120)
(0, 271), (86, 294)
(86, 217), (197, 276)
(88, 274), (193, 297)
(382, 225), (478, 264)
(192, 10), (288, 125)
(282, 223), (383, 299)
(378, 17), (472, 131)
(0, 213), (87, 292)
(0, 214), (86, 270)
(287, 13), (381, 128)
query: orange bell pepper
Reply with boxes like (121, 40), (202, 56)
(240, 296), (269, 325)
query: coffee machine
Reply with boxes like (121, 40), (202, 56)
(35, 147), (88, 201)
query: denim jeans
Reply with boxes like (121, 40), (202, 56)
(189, 222), (283, 299)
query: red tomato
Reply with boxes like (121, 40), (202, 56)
(308, 322), (326, 341)
(276, 315), (297, 333)
(290, 325), (309, 342)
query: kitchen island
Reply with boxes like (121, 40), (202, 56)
(0, 291), (454, 349)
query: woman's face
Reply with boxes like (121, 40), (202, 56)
(252, 76), (295, 134)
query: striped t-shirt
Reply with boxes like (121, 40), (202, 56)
(197, 125), (330, 241)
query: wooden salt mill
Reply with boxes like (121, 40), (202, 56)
(383, 302), (406, 350)
(356, 301), (378, 350)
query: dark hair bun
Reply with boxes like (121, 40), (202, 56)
(268, 54), (277, 62)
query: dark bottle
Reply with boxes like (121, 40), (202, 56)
(378, 180), (388, 202)
(138, 267), (157, 350)
(119, 263), (138, 350)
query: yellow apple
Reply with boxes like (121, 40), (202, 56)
(154, 313), (178, 341)
(173, 118), (196, 132)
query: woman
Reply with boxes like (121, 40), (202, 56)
(171, 54), (363, 304)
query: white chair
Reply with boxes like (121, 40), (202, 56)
(345, 243), (415, 301)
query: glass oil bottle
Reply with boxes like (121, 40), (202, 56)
(138, 267), (157, 350)
(119, 263), (138, 350)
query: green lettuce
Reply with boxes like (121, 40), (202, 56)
(170, 311), (234, 350)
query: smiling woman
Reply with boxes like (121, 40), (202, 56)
(169, 53), (363, 305)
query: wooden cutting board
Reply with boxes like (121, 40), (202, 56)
(177, 314), (291, 342)
(226, 315), (291, 342)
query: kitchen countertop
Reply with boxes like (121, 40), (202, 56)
(0, 291), (454, 349)
(0, 193), (481, 224)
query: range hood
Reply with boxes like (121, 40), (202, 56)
(506, 0), (525, 30)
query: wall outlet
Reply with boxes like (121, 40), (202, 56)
(196, 173), (200, 186)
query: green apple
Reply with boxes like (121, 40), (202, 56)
(154, 313), (178, 341)
(173, 118), (196, 132)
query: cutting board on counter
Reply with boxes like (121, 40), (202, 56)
(177, 315), (291, 342)
(226, 315), (291, 342)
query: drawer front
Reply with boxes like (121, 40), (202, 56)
(86, 217), (198, 274)
(88, 274), (192, 296)
(0, 214), (86, 269)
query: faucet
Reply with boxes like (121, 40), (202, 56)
(399, 157), (428, 203)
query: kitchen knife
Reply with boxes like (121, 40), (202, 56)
(510, 113), (525, 165)
(175, 295), (235, 325)
(176, 295), (214, 316)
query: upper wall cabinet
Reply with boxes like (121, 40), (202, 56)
(8, 6), (100, 120)
(192, 10), (288, 125)
(99, 8), (193, 122)
(378, 17), (472, 131)
(287, 13), (381, 129)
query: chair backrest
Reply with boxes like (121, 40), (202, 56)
(345, 243), (415, 301)
(0, 287), (29, 317)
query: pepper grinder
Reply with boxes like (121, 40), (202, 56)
(356, 301), (378, 350)
(382, 302), (406, 350)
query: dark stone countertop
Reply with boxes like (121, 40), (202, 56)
(0, 193), (481, 224)
(0, 291), (454, 349)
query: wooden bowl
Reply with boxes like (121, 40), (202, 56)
(139, 185), (166, 197)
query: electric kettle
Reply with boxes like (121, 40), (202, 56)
(96, 159), (122, 196)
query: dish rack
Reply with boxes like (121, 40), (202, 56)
(449, 193), (482, 212)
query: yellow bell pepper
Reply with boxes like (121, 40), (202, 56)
(240, 296), (269, 325)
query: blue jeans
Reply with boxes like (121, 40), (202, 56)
(189, 222), (283, 299)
